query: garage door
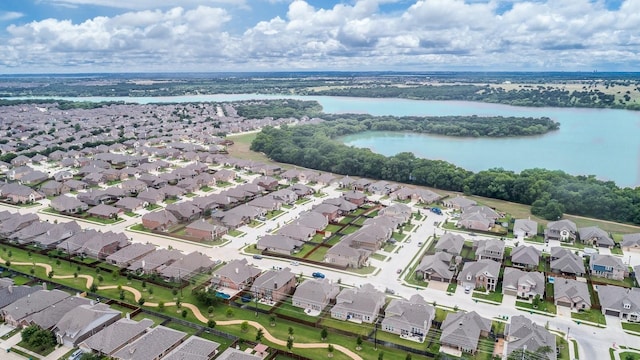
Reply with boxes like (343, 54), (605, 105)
(504, 288), (517, 297)
(605, 309), (620, 317)
(557, 301), (571, 308)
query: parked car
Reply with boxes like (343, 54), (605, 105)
(396, 268), (402, 274)
(312, 272), (325, 279)
(290, 261), (299, 266)
(253, 254), (263, 260)
(464, 285), (472, 294)
(385, 288), (395, 295)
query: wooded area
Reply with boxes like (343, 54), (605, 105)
(251, 124), (640, 224)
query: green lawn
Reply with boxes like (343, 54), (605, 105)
(319, 317), (373, 337)
(227, 229), (245, 237)
(620, 352), (640, 360)
(17, 339), (57, 356)
(370, 253), (388, 261)
(382, 243), (397, 253)
(293, 244), (317, 258)
(571, 309), (607, 326)
(145, 203), (162, 211)
(472, 291), (504, 304)
(516, 300), (557, 315)
(266, 210), (285, 219)
(341, 225), (360, 235)
(324, 224), (343, 233)
(274, 299), (321, 323)
(324, 235), (343, 246)
(622, 322), (640, 333)
(306, 246), (329, 262)
(346, 265), (377, 275)
(447, 283), (458, 293)
(132, 312), (166, 326)
(592, 276), (635, 288)
(557, 336), (570, 360)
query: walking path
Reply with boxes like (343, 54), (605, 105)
(0, 256), (364, 360)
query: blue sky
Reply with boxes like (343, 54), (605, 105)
(0, 0), (636, 73)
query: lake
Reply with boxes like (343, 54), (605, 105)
(9, 94), (640, 187)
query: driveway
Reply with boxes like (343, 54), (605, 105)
(427, 281), (449, 292)
(557, 305), (572, 319)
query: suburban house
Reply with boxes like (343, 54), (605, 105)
(53, 303), (121, 347)
(330, 284), (386, 324)
(184, 219), (228, 241)
(381, 294), (435, 339)
(589, 254), (629, 280)
(50, 195), (89, 214)
(442, 196), (477, 210)
(40, 180), (65, 197)
(105, 243), (157, 268)
(323, 197), (358, 213)
(128, 249), (183, 274)
(342, 190), (367, 206)
(256, 234), (304, 255)
(510, 245), (541, 269)
(598, 286), (640, 322)
(0, 183), (45, 204)
(474, 239), (505, 262)
(79, 318), (154, 356)
(622, 233), (640, 252)
(379, 203), (412, 224)
(141, 210), (179, 231)
(87, 204), (123, 219)
(0, 283), (40, 310)
(112, 325), (187, 360)
(311, 203), (341, 222)
(554, 278), (591, 310)
(212, 258), (261, 290)
(579, 226), (615, 248)
(0, 213), (40, 236)
(506, 315), (557, 360)
(1, 288), (70, 327)
(250, 267), (297, 303)
(162, 336), (220, 360)
(166, 202), (201, 222)
(458, 259), (501, 292)
(458, 212), (493, 231)
(22, 296), (91, 330)
(550, 247), (586, 276)
(415, 252), (456, 283)
(544, 219), (577, 243)
(434, 233), (465, 255)
(325, 239), (371, 268)
(513, 218), (538, 239)
(276, 224), (316, 242)
(216, 348), (261, 360)
(292, 278), (340, 312)
(502, 268), (545, 299)
(159, 251), (215, 281)
(439, 311), (491, 354)
(114, 197), (148, 212)
(79, 231), (129, 259)
(390, 187), (442, 203)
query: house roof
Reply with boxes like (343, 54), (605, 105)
(258, 234), (304, 253)
(128, 248), (183, 272)
(51, 195), (88, 212)
(159, 251), (215, 279)
(0, 284), (40, 309)
(162, 335), (220, 360)
(513, 219), (538, 235)
(511, 245), (541, 266)
(25, 295), (91, 330)
(435, 233), (465, 255)
(417, 252), (454, 280)
(579, 226), (614, 247)
(1, 289), (69, 321)
(332, 283), (385, 318)
(507, 315), (557, 360)
(295, 211), (328, 231)
(53, 303), (122, 344)
(550, 248), (585, 275)
(88, 203), (123, 217)
(459, 259), (501, 281)
(213, 258), (261, 286)
(106, 243), (157, 266)
(590, 254), (626, 272)
(112, 325), (187, 360)
(622, 233), (640, 247)
(215, 348), (262, 360)
(251, 267), (295, 293)
(598, 286), (640, 314)
(502, 269), (545, 297)
(554, 279), (591, 307)
(142, 210), (178, 227)
(276, 224), (316, 241)
(382, 294), (434, 333)
(292, 279), (340, 307)
(440, 311), (491, 352)
(444, 196), (476, 208)
(547, 219), (577, 233)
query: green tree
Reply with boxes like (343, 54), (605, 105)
(181, 309), (188, 318)
(207, 319), (216, 328)
(287, 337), (294, 352)
(378, 352), (384, 360)
(138, 298), (145, 306)
(321, 327), (328, 340)
(288, 326), (294, 338)
(328, 344), (334, 357)
(356, 335), (363, 350)
(241, 321), (249, 333)
(256, 328), (264, 342)
(226, 307), (234, 318)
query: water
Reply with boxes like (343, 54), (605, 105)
(8, 94), (640, 187)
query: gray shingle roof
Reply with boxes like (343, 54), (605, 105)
(162, 335), (220, 360)
(112, 325), (187, 360)
(80, 318), (154, 355)
(507, 315), (557, 360)
(440, 311), (491, 352)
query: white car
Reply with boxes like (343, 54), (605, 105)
(290, 261), (299, 266)
(464, 285), (472, 294)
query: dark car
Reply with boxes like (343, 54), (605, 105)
(253, 254), (263, 259)
(312, 272), (325, 279)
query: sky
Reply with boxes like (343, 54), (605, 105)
(0, 0), (637, 73)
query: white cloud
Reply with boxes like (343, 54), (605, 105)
(0, 11), (24, 22)
(2, 0), (640, 72)
(40, 0), (246, 10)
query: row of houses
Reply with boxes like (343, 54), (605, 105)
(0, 279), (237, 360)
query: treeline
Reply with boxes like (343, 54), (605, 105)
(307, 85), (640, 110)
(251, 125), (640, 224)
(319, 113), (559, 137)
(0, 99), (126, 109)
(234, 99), (323, 119)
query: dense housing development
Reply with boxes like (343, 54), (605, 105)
(0, 98), (638, 360)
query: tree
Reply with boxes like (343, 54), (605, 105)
(119, 290), (125, 300)
(176, 298), (181, 308)
(181, 309), (188, 318)
(405, 353), (412, 360)
(90, 283), (98, 292)
(158, 301), (165, 312)
(256, 328), (264, 342)
(356, 335), (363, 350)
(378, 352), (384, 360)
(241, 321), (249, 333)
(48, 270), (54, 278)
(226, 307), (234, 318)
(208, 306), (214, 315)
(328, 344), (335, 357)
(287, 337), (294, 352)
(269, 315), (276, 326)
(73, 272), (78, 280)
(288, 326), (294, 339)
(321, 327), (328, 340)
(138, 298), (145, 306)
(207, 319), (216, 328)
(141, 280), (146, 288)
